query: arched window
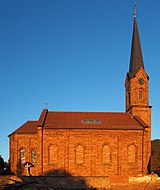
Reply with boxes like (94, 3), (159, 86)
(128, 144), (136, 163)
(75, 145), (84, 165)
(49, 145), (58, 164)
(20, 148), (25, 164)
(139, 89), (144, 100)
(32, 149), (37, 166)
(102, 144), (111, 164)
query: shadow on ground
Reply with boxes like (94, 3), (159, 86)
(1, 169), (97, 190)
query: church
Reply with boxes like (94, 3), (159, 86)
(9, 5), (151, 180)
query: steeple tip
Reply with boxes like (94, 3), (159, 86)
(134, 2), (136, 18)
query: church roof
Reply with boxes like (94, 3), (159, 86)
(43, 111), (147, 130)
(11, 121), (38, 135)
(10, 109), (148, 135)
(128, 5), (144, 78)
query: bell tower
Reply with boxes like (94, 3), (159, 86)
(125, 4), (151, 127)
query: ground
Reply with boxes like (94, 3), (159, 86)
(1, 175), (160, 190)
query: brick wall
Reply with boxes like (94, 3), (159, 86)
(9, 129), (148, 177)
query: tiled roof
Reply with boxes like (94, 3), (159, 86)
(10, 121), (37, 135)
(43, 111), (146, 130)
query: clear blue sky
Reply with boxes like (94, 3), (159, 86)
(0, 0), (160, 161)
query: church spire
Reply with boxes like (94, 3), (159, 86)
(125, 3), (151, 127)
(129, 3), (144, 78)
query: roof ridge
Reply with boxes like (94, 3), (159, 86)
(48, 111), (127, 114)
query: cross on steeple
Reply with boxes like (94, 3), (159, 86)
(134, 2), (136, 18)
(45, 102), (48, 109)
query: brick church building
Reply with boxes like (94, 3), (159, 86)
(9, 5), (151, 179)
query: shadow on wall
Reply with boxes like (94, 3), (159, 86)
(148, 156), (151, 174)
(16, 159), (24, 177)
(44, 169), (72, 176)
(43, 169), (97, 189)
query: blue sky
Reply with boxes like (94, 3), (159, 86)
(0, 0), (160, 161)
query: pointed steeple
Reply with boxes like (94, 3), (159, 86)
(125, 3), (151, 126)
(129, 3), (144, 78)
